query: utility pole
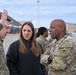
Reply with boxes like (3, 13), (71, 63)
(37, 0), (39, 27)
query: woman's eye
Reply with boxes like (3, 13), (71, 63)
(23, 29), (26, 31)
(28, 30), (31, 32)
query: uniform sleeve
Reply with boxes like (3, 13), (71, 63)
(40, 49), (50, 66)
(40, 54), (49, 65)
(40, 41), (54, 66)
(51, 40), (76, 70)
(51, 57), (66, 70)
(6, 41), (19, 75)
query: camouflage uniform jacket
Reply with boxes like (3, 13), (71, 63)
(0, 39), (9, 75)
(36, 35), (48, 52)
(41, 35), (76, 75)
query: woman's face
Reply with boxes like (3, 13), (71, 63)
(22, 25), (33, 41)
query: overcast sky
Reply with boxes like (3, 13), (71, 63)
(0, 0), (76, 28)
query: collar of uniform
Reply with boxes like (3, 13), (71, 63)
(40, 35), (47, 41)
(55, 35), (68, 44)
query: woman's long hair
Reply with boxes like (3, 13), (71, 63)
(19, 22), (41, 56)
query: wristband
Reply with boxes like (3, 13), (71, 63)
(48, 55), (52, 64)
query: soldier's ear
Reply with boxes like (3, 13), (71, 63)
(60, 26), (64, 31)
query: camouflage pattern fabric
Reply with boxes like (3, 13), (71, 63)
(36, 35), (48, 52)
(0, 40), (9, 75)
(41, 35), (76, 75)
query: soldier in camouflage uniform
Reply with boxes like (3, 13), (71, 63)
(0, 9), (10, 75)
(36, 27), (48, 75)
(41, 19), (76, 75)
(0, 40), (10, 75)
(36, 27), (48, 52)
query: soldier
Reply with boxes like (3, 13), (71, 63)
(0, 9), (10, 75)
(36, 27), (48, 52)
(36, 27), (48, 75)
(41, 19), (76, 75)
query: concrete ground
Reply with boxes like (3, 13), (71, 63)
(3, 34), (20, 54)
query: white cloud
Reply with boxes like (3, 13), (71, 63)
(0, 0), (76, 28)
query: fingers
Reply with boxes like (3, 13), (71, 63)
(3, 9), (8, 14)
(51, 56), (55, 60)
(1, 9), (8, 21)
(2, 9), (8, 19)
(0, 9), (10, 27)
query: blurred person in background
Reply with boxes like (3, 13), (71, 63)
(36, 27), (48, 52)
(46, 31), (53, 45)
(36, 27), (48, 75)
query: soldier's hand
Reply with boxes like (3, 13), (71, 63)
(0, 9), (10, 27)
(48, 55), (52, 64)
(51, 56), (55, 60)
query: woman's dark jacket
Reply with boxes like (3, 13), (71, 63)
(6, 40), (43, 75)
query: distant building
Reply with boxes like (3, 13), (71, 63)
(66, 23), (76, 32)
(19, 21), (76, 32)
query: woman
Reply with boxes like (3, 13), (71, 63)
(6, 22), (43, 75)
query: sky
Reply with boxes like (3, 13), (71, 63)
(0, 0), (76, 28)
